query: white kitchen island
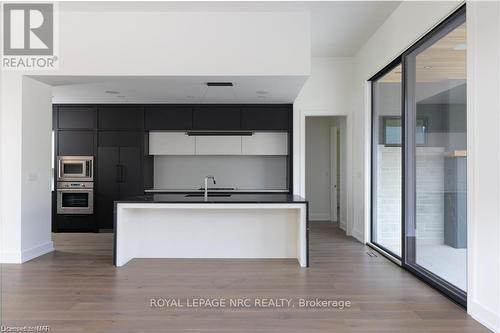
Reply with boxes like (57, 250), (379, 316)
(113, 194), (309, 267)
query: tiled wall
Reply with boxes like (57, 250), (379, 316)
(376, 146), (402, 253)
(376, 145), (445, 250)
(415, 147), (445, 245)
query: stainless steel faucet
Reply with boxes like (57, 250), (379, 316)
(204, 175), (216, 200)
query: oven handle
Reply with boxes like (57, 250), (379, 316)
(56, 189), (94, 193)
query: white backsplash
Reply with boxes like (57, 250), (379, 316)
(153, 155), (288, 190)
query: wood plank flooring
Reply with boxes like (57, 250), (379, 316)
(0, 222), (489, 332)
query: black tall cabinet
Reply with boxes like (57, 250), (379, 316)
(97, 145), (143, 229)
(96, 106), (148, 230)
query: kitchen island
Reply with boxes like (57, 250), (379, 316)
(114, 194), (308, 267)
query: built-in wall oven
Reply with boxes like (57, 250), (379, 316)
(57, 156), (94, 182)
(57, 182), (94, 214)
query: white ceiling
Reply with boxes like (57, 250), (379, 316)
(34, 75), (307, 104)
(34, 1), (401, 104)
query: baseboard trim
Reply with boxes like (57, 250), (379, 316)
(21, 241), (54, 263)
(309, 213), (331, 221)
(339, 221), (346, 231)
(469, 300), (500, 332)
(351, 229), (364, 243)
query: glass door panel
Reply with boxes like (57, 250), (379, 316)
(405, 12), (466, 297)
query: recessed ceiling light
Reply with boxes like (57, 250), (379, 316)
(256, 90), (269, 95)
(105, 90), (120, 94)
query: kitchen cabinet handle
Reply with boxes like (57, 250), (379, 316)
(116, 164), (124, 183)
(120, 165), (125, 184)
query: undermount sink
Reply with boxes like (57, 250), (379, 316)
(185, 194), (232, 197)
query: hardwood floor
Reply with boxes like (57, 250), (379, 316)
(1, 222), (489, 332)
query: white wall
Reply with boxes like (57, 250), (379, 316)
(0, 4), (310, 263)
(58, 4), (309, 76)
(0, 75), (53, 263)
(294, 57), (353, 234)
(21, 78), (54, 262)
(0, 73), (23, 263)
(466, 2), (500, 331)
(354, 1), (499, 331)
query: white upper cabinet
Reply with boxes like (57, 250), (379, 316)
(195, 136), (242, 155)
(149, 132), (288, 156)
(242, 133), (288, 155)
(149, 132), (195, 155)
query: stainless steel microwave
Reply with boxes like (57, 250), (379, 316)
(57, 156), (93, 182)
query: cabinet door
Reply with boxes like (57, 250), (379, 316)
(240, 106), (290, 130)
(58, 106), (96, 129)
(242, 133), (288, 155)
(57, 131), (94, 156)
(119, 147), (143, 199)
(149, 132), (195, 155)
(96, 146), (119, 230)
(192, 106), (241, 130)
(99, 131), (143, 148)
(195, 136), (242, 155)
(145, 105), (192, 130)
(98, 106), (144, 130)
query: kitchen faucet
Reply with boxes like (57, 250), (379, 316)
(204, 176), (216, 201)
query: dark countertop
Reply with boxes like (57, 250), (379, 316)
(116, 193), (307, 204)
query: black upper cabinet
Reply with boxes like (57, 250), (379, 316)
(193, 106), (241, 130)
(98, 106), (144, 130)
(145, 105), (192, 130)
(98, 131), (143, 147)
(57, 131), (94, 156)
(241, 106), (291, 130)
(58, 106), (96, 129)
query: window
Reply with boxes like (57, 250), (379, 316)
(382, 117), (427, 145)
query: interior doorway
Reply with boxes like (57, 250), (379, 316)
(305, 116), (346, 229)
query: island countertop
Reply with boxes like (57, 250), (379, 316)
(116, 193), (307, 204)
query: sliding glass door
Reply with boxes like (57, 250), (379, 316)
(371, 6), (466, 305)
(371, 63), (403, 258)
(404, 8), (466, 302)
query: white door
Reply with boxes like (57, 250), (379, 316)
(330, 127), (338, 222)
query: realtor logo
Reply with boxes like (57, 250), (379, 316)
(2, 3), (58, 70)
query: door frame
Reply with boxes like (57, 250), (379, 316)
(300, 111), (351, 234)
(330, 126), (339, 222)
